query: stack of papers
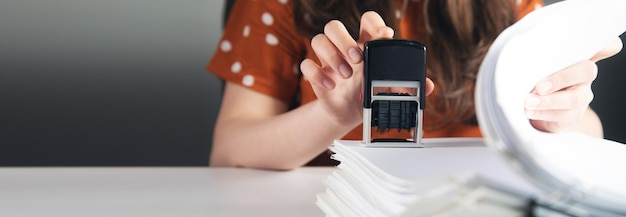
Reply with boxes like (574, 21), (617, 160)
(316, 139), (540, 217)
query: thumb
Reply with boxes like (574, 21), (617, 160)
(590, 37), (623, 62)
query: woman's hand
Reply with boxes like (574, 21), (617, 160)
(301, 11), (434, 128)
(526, 38), (623, 135)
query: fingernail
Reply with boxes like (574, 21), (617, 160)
(526, 95), (540, 108)
(339, 63), (352, 78)
(378, 27), (394, 37)
(322, 79), (335, 89)
(348, 48), (361, 63)
(536, 81), (552, 94)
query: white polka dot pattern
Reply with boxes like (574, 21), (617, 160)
(278, 0), (288, 4)
(266, 33), (279, 46)
(231, 61), (242, 73)
(262, 12), (274, 26)
(243, 25), (250, 37)
(220, 40), (232, 52)
(242, 75), (255, 86)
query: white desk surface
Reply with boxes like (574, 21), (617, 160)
(0, 167), (334, 217)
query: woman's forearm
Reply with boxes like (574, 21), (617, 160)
(210, 100), (359, 170)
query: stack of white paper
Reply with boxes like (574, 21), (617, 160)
(316, 139), (541, 217)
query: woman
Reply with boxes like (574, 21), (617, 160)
(207, 0), (622, 170)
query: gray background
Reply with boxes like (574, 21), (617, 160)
(0, 0), (224, 166)
(0, 0), (624, 166)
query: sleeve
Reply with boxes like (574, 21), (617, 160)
(516, 0), (545, 20)
(206, 0), (306, 103)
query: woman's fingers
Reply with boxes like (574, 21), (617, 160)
(526, 59), (598, 133)
(590, 37), (623, 62)
(526, 61), (596, 122)
(358, 11), (394, 45)
(305, 11), (396, 85)
(310, 33), (352, 79)
(324, 20), (362, 65)
(526, 89), (590, 132)
(532, 60), (597, 96)
(526, 86), (593, 111)
(425, 78), (435, 96)
(529, 112), (577, 133)
(526, 108), (584, 125)
(300, 58), (334, 90)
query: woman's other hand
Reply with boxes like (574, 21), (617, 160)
(526, 38), (623, 137)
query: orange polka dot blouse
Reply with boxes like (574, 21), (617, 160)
(207, 0), (544, 140)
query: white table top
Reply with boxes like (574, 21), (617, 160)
(0, 167), (334, 217)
